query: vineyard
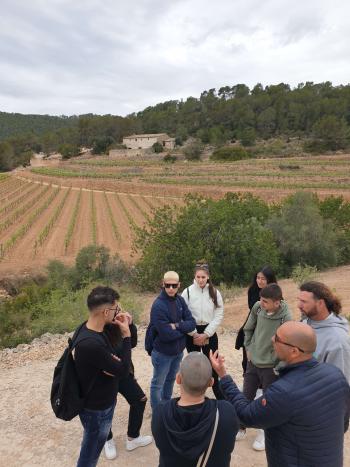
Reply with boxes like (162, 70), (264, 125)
(1, 153), (350, 275)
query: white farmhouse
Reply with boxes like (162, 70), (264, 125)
(123, 133), (175, 150)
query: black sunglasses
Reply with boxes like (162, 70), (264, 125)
(164, 283), (179, 289)
(274, 332), (305, 353)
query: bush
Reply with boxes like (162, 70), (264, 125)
(0, 247), (135, 348)
(291, 264), (318, 286)
(152, 142), (164, 153)
(183, 141), (203, 161)
(134, 193), (279, 290)
(58, 143), (80, 159)
(163, 154), (177, 163)
(210, 146), (250, 161)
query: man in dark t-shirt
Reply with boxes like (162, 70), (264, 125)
(74, 286), (132, 467)
(152, 352), (238, 467)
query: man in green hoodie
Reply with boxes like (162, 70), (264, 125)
(237, 283), (292, 450)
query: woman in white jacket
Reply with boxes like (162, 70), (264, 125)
(182, 261), (224, 399)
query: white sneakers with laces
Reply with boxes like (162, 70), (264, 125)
(104, 438), (117, 459)
(126, 434), (153, 451)
(252, 429), (265, 451)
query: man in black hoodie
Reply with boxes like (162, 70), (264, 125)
(151, 352), (238, 467)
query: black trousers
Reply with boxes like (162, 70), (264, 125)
(240, 361), (278, 429)
(186, 325), (224, 400)
(108, 373), (146, 440)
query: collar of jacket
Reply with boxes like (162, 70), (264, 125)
(279, 357), (318, 376)
(159, 289), (178, 301)
(192, 280), (209, 292)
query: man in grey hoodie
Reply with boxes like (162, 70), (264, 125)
(299, 281), (350, 383)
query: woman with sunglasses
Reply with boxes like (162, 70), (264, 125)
(182, 261), (224, 399)
(103, 306), (152, 460)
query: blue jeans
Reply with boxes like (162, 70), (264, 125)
(150, 350), (183, 409)
(77, 402), (116, 467)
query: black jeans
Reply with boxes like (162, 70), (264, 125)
(108, 373), (146, 440)
(240, 361), (278, 429)
(186, 325), (224, 400)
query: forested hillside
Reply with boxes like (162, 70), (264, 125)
(1, 81), (350, 171)
(0, 112), (78, 140)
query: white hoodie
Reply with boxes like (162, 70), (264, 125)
(181, 280), (224, 337)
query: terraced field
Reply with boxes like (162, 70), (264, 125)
(1, 153), (349, 275)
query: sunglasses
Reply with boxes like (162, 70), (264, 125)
(274, 332), (305, 353)
(164, 283), (179, 289)
(195, 263), (209, 269)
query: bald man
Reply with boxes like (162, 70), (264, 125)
(210, 322), (350, 467)
(152, 352), (238, 467)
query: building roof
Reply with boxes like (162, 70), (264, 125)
(123, 133), (169, 139)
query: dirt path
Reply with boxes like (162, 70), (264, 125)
(0, 327), (349, 467)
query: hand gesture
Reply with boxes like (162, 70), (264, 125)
(114, 313), (131, 338)
(209, 349), (227, 378)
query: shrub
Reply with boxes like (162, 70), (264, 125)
(152, 142), (164, 153)
(134, 193), (279, 290)
(183, 141), (203, 161)
(58, 143), (80, 159)
(210, 146), (250, 161)
(291, 264), (318, 286)
(163, 154), (177, 163)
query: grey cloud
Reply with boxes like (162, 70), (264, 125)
(1, 0), (350, 115)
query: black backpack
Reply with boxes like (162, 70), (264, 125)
(50, 323), (96, 421)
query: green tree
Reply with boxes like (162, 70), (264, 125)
(58, 143), (80, 159)
(239, 128), (256, 147)
(268, 192), (339, 270)
(312, 115), (349, 150)
(0, 141), (15, 170)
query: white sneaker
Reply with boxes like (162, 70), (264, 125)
(104, 438), (117, 460)
(252, 429), (265, 451)
(236, 429), (247, 441)
(126, 435), (153, 451)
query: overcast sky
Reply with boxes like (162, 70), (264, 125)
(1, 0), (349, 116)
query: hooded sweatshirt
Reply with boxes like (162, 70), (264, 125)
(303, 313), (350, 383)
(244, 300), (292, 367)
(151, 398), (238, 467)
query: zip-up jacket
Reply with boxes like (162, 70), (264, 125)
(220, 359), (350, 467)
(181, 281), (224, 337)
(149, 290), (196, 356)
(244, 300), (292, 367)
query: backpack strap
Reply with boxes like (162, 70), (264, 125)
(187, 287), (190, 301)
(196, 406), (220, 467)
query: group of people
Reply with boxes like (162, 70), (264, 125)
(71, 262), (350, 467)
